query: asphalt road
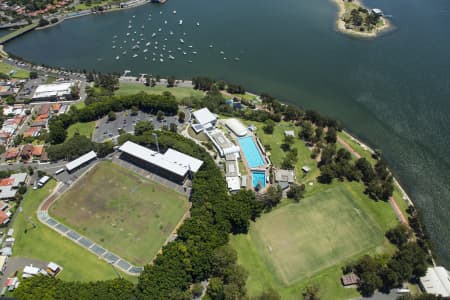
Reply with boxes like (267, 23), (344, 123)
(0, 257), (47, 289)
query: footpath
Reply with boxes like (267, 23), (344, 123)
(36, 170), (143, 276)
(337, 136), (409, 225)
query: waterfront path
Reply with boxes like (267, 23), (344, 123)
(36, 171), (144, 276)
(337, 136), (408, 225)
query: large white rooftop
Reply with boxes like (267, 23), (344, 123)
(225, 118), (248, 137)
(164, 148), (204, 173)
(192, 107), (216, 126)
(33, 82), (73, 99)
(119, 141), (203, 177)
(65, 151), (97, 172)
(226, 176), (240, 191)
(420, 266), (450, 297)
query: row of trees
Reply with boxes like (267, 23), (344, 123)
(345, 229), (430, 297)
(86, 72), (119, 91)
(46, 134), (113, 161)
(317, 145), (394, 201)
(17, 129), (266, 298)
(192, 77), (246, 94)
(48, 92), (178, 144)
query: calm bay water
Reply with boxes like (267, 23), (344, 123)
(5, 0), (450, 267)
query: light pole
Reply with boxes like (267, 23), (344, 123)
(152, 133), (160, 153)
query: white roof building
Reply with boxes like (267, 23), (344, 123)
(224, 118), (248, 137)
(65, 151), (97, 172)
(226, 177), (241, 192)
(38, 176), (50, 186)
(372, 8), (383, 15)
(32, 82), (74, 100)
(23, 265), (40, 276)
(0, 173), (28, 200)
(192, 108), (217, 127)
(164, 148), (204, 173)
(119, 141), (203, 178)
(0, 255), (7, 270)
(10, 173), (27, 186)
(284, 130), (295, 137)
(420, 266), (450, 297)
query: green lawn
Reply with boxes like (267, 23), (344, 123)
(74, 0), (111, 10)
(187, 126), (209, 142)
(0, 60), (30, 79)
(72, 101), (86, 109)
(230, 182), (399, 299)
(0, 23), (38, 44)
(66, 121), (95, 140)
(116, 82), (204, 101)
(45, 75), (57, 84)
(50, 161), (189, 266)
(242, 120), (319, 184)
(337, 131), (410, 217)
(12, 180), (132, 282)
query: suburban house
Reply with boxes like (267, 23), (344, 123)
(0, 173), (28, 200)
(341, 273), (360, 286)
(274, 169), (296, 190)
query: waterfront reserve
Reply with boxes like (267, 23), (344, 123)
(0, 0), (449, 299)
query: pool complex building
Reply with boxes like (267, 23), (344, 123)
(238, 136), (268, 189)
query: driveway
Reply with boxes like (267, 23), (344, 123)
(0, 257), (47, 288)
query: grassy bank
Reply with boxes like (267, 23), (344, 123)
(116, 82), (204, 100)
(66, 121), (96, 140)
(12, 180), (133, 282)
(0, 60), (30, 79)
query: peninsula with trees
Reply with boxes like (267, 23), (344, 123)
(334, 0), (390, 37)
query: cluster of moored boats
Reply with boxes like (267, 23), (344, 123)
(109, 10), (241, 64)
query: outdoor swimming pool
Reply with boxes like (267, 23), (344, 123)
(238, 136), (265, 168)
(252, 171), (266, 189)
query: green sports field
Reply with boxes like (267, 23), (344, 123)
(50, 161), (189, 266)
(230, 182), (398, 299)
(12, 180), (133, 282)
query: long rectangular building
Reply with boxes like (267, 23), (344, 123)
(118, 141), (203, 184)
(65, 151), (97, 173)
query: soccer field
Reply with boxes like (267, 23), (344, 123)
(230, 182), (397, 299)
(50, 161), (189, 266)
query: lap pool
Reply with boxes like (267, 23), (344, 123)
(238, 136), (265, 168)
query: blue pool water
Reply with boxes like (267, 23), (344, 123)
(252, 171), (266, 189)
(238, 136), (265, 168)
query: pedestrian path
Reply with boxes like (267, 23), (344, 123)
(337, 136), (409, 226)
(36, 181), (144, 276)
